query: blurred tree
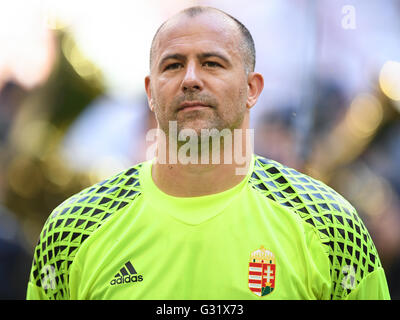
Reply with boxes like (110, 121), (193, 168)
(2, 30), (105, 251)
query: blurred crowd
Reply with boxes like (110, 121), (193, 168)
(0, 0), (399, 299)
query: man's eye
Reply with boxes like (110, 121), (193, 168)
(203, 61), (222, 68)
(164, 63), (182, 71)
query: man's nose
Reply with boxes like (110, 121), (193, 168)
(181, 62), (203, 92)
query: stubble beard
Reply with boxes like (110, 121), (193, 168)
(152, 90), (248, 165)
(156, 90), (246, 135)
(156, 101), (245, 144)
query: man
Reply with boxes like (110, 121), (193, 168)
(26, 6), (390, 300)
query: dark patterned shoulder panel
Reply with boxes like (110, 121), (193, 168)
(29, 163), (143, 299)
(249, 155), (382, 299)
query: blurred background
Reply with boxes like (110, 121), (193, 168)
(0, 0), (399, 299)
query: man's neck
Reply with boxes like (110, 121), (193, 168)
(151, 135), (253, 197)
(152, 158), (251, 197)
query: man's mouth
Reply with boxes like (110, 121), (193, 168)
(177, 101), (212, 112)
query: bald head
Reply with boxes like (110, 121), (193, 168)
(149, 6), (256, 74)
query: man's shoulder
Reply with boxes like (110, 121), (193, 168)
(249, 155), (382, 299)
(28, 162), (144, 299)
(250, 155), (355, 218)
(47, 162), (144, 228)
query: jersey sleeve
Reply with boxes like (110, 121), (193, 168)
(345, 268), (390, 300)
(26, 280), (49, 300)
(250, 156), (391, 300)
(26, 165), (143, 300)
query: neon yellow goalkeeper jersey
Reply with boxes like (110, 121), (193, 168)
(26, 155), (390, 300)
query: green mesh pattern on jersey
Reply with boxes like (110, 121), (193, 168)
(249, 156), (382, 300)
(28, 164), (142, 300)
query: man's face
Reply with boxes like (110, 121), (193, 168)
(145, 13), (251, 136)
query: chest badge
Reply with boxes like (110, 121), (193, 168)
(248, 245), (276, 296)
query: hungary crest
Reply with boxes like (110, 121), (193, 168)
(248, 246), (276, 296)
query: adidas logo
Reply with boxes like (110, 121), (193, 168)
(110, 261), (143, 286)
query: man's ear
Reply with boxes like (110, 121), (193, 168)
(246, 72), (264, 109)
(145, 75), (154, 112)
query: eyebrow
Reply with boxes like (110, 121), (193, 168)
(158, 51), (232, 70)
(159, 53), (187, 69)
(199, 52), (231, 66)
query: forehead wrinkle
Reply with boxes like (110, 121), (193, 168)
(155, 42), (237, 73)
(151, 12), (243, 70)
